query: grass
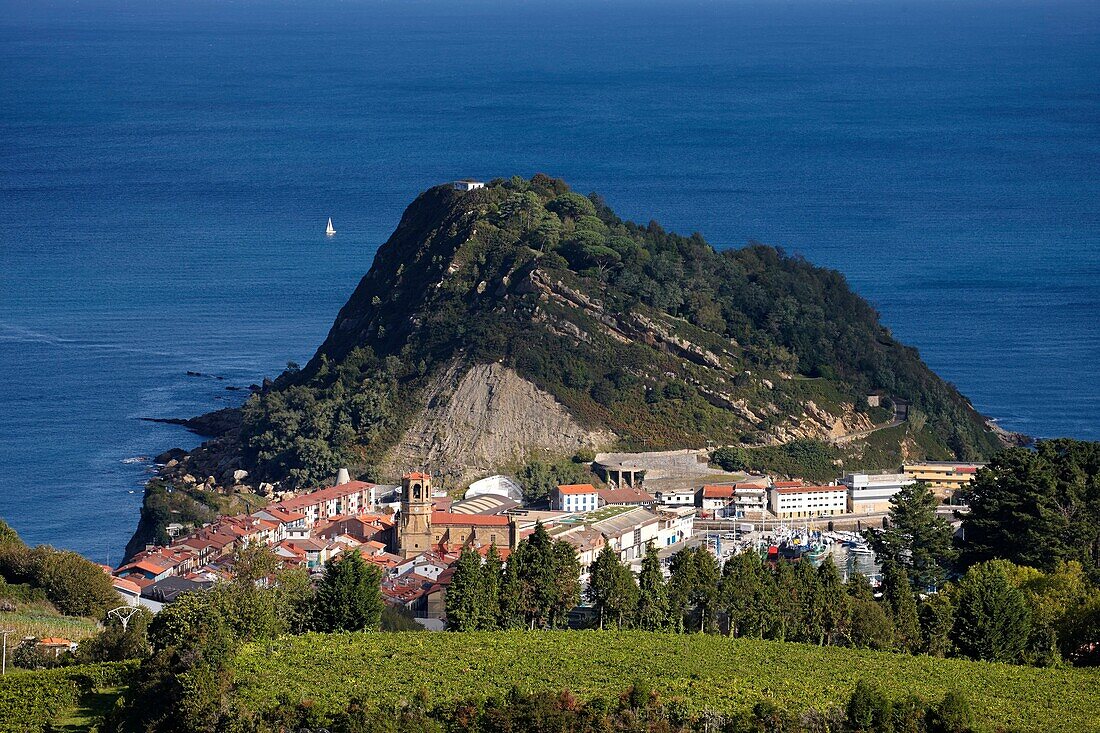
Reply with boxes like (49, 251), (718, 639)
(50, 685), (125, 732)
(0, 610), (99, 644)
(234, 631), (1100, 732)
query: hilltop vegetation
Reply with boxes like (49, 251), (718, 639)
(224, 175), (999, 490)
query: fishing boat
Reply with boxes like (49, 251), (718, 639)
(326, 217), (336, 236)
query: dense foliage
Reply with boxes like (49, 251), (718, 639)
(232, 175), (998, 487)
(0, 519), (119, 619)
(233, 631), (1100, 733)
(960, 439), (1100, 582)
(0, 661), (137, 733)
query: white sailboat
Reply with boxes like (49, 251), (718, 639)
(325, 217), (336, 236)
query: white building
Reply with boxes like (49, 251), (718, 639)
(841, 472), (915, 514)
(453, 179), (485, 191)
(654, 506), (695, 547)
(732, 483), (768, 518)
(768, 484), (847, 518)
(552, 483), (601, 513)
(700, 485), (735, 515)
(653, 487), (697, 507)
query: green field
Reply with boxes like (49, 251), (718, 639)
(234, 631), (1100, 733)
(0, 661), (136, 733)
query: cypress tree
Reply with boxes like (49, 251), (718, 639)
(587, 544), (620, 630)
(919, 592), (955, 657)
(549, 539), (581, 628)
(481, 544), (503, 630)
(951, 561), (1032, 663)
(816, 558), (850, 646)
(882, 560), (922, 652)
(311, 551), (384, 632)
(445, 547), (485, 631)
(635, 543), (673, 631)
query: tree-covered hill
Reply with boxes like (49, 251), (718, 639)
(172, 175), (1003, 491)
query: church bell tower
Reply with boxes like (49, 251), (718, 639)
(399, 471), (434, 558)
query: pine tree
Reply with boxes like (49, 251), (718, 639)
(795, 559), (825, 644)
(846, 572), (875, 602)
(497, 555), (525, 630)
(881, 560), (921, 652)
(773, 560), (804, 642)
(696, 548), (721, 633)
(951, 561), (1032, 663)
(866, 482), (957, 591)
(445, 547), (485, 631)
(635, 543), (672, 631)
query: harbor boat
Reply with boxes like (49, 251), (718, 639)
(326, 217), (336, 236)
(805, 541), (829, 563)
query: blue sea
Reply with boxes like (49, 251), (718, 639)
(1, 0), (1097, 562)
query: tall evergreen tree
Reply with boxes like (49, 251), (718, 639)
(951, 561), (1032, 663)
(497, 555), (525, 630)
(481, 545), (504, 630)
(919, 592), (955, 658)
(635, 543), (673, 631)
(446, 547), (486, 631)
(881, 560), (921, 652)
(866, 482), (957, 591)
(670, 547), (719, 633)
(719, 551), (773, 638)
(773, 560), (805, 641)
(587, 545), (637, 629)
(960, 440), (1100, 581)
(549, 539), (582, 628)
(816, 558), (850, 646)
(311, 551), (384, 632)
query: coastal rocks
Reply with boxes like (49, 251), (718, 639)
(154, 447), (188, 465)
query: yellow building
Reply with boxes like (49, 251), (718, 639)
(902, 462), (984, 500)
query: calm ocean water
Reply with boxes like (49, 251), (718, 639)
(1, 0), (1097, 561)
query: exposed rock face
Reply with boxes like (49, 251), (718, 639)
(379, 361), (615, 489)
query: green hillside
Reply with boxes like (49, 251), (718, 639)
(233, 631), (1100, 733)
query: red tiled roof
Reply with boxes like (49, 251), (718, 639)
(702, 485), (735, 498)
(557, 483), (598, 495)
(599, 486), (654, 504)
(955, 466), (978, 474)
(38, 638), (72, 646)
(403, 472), (431, 480)
(276, 480), (376, 511)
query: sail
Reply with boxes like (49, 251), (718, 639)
(326, 217), (335, 236)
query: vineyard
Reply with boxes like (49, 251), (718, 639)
(0, 660), (136, 733)
(233, 631), (1100, 732)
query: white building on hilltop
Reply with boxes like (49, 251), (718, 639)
(453, 179), (485, 191)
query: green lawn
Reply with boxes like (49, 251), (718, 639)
(234, 631), (1100, 732)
